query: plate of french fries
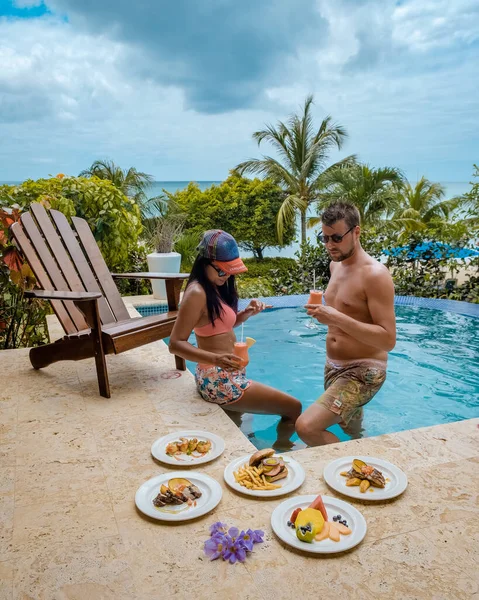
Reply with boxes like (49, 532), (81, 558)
(224, 449), (305, 497)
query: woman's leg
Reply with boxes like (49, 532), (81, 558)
(223, 381), (302, 450)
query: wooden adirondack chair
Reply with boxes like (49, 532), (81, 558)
(10, 202), (189, 398)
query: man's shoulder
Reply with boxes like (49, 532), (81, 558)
(362, 256), (393, 283)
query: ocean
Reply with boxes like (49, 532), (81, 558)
(2, 179), (472, 258)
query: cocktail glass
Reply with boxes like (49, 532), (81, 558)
(233, 341), (249, 368)
(305, 289), (323, 329)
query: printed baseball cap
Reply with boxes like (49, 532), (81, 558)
(197, 230), (248, 275)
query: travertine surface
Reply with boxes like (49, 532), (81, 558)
(0, 304), (478, 600)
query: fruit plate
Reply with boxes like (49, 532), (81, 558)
(135, 471), (223, 522)
(223, 454), (305, 498)
(151, 430), (225, 466)
(323, 456), (408, 501)
(271, 494), (367, 554)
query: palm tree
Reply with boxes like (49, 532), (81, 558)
(79, 159), (154, 204)
(309, 164), (403, 229)
(235, 95), (355, 245)
(392, 177), (462, 237)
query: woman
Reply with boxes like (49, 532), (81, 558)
(169, 229), (302, 449)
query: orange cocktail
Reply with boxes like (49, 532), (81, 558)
(233, 342), (249, 368)
(307, 290), (323, 305)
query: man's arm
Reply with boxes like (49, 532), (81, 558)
(305, 267), (396, 351)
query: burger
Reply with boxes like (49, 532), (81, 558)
(249, 448), (288, 482)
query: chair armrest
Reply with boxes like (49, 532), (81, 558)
(112, 272), (190, 280)
(24, 290), (102, 302)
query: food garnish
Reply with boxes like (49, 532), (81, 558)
(152, 477), (202, 509)
(340, 458), (386, 491)
(165, 437), (212, 460)
(234, 448), (288, 490)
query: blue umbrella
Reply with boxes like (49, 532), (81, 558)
(383, 241), (479, 260)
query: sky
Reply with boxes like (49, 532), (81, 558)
(0, 0), (478, 183)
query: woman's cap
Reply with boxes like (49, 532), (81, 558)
(197, 230), (248, 274)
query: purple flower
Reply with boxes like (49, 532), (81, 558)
(222, 537), (247, 564)
(204, 533), (230, 561)
(227, 527), (239, 541)
(237, 530), (254, 552)
(209, 521), (228, 536)
(246, 528), (264, 544)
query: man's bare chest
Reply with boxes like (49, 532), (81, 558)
(325, 271), (369, 319)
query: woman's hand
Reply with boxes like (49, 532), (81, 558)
(214, 353), (243, 371)
(243, 299), (272, 317)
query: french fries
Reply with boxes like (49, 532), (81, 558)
(233, 464), (281, 490)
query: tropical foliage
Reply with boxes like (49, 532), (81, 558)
(309, 164), (403, 228)
(80, 159), (154, 206)
(0, 175), (143, 348)
(235, 95), (355, 245)
(171, 173), (295, 259)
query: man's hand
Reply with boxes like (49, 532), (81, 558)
(304, 304), (340, 326)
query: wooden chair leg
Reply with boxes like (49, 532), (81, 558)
(30, 336), (94, 369)
(89, 303), (110, 398)
(175, 355), (186, 370)
(74, 298), (110, 398)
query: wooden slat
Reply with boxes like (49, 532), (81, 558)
(21, 213), (88, 331)
(110, 319), (177, 354)
(102, 312), (178, 337)
(112, 272), (190, 280)
(50, 209), (116, 325)
(10, 222), (77, 334)
(25, 290), (102, 302)
(72, 217), (130, 322)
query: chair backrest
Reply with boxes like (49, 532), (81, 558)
(10, 203), (131, 335)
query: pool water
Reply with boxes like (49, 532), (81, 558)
(184, 306), (479, 449)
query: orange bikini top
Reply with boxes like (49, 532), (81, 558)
(194, 302), (237, 337)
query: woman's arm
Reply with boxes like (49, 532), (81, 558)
(234, 300), (271, 326)
(168, 287), (241, 369)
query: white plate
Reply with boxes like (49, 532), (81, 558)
(323, 456), (408, 501)
(151, 430), (225, 466)
(223, 454), (305, 497)
(271, 494), (367, 554)
(135, 471), (223, 521)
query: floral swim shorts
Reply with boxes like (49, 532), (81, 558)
(195, 364), (252, 406)
(318, 357), (387, 435)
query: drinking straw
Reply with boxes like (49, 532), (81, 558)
(241, 322), (244, 343)
(313, 270), (316, 291)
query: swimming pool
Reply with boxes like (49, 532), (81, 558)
(137, 300), (479, 449)
(230, 305), (479, 448)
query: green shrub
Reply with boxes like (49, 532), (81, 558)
(242, 257), (297, 279)
(236, 276), (275, 299)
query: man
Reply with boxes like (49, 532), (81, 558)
(295, 202), (396, 446)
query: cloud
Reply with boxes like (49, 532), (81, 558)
(43, 0), (328, 113)
(0, 0), (477, 182)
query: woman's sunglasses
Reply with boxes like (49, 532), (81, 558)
(210, 263), (228, 277)
(317, 226), (355, 244)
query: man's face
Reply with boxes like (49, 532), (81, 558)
(321, 219), (359, 262)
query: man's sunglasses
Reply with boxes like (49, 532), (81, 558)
(210, 263), (228, 277)
(317, 226), (355, 244)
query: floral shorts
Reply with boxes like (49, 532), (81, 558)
(318, 357), (387, 433)
(195, 364), (252, 406)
